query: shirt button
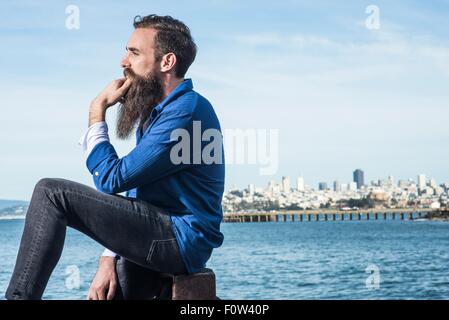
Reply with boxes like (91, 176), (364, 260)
(95, 172), (99, 176)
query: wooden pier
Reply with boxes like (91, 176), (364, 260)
(222, 208), (437, 223)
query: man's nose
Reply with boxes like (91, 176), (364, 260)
(121, 55), (130, 68)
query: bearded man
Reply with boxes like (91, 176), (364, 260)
(5, 14), (225, 300)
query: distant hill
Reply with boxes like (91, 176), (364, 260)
(0, 199), (28, 210)
(0, 199), (29, 219)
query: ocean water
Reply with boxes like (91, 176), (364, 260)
(1, 218), (449, 300)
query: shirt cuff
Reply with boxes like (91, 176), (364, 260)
(102, 248), (118, 258)
(78, 121), (110, 157)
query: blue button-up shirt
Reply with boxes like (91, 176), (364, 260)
(86, 79), (225, 273)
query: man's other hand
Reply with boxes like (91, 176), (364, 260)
(88, 78), (132, 126)
(92, 77), (132, 109)
(87, 256), (118, 300)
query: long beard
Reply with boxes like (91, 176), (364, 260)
(116, 69), (163, 140)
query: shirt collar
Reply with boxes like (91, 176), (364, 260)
(154, 78), (193, 113)
(136, 79), (193, 141)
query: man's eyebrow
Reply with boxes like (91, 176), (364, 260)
(126, 46), (140, 53)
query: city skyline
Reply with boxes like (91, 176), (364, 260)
(223, 168), (447, 214)
(228, 170), (445, 193)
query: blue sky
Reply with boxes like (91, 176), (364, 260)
(1, 0), (449, 200)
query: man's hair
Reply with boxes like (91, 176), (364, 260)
(133, 14), (197, 78)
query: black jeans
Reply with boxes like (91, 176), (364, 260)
(5, 178), (187, 300)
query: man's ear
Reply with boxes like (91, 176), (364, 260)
(160, 53), (177, 73)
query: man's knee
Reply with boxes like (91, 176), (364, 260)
(32, 178), (72, 206)
(30, 178), (76, 221)
(35, 178), (71, 194)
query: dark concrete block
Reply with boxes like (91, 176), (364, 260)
(162, 268), (216, 300)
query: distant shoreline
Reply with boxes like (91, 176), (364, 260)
(0, 215), (25, 220)
(423, 211), (449, 222)
(426, 217), (449, 222)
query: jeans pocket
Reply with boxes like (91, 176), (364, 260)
(145, 238), (185, 274)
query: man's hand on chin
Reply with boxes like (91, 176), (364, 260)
(89, 77), (132, 127)
(87, 256), (118, 300)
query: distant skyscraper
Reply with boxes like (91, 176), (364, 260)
(282, 176), (291, 193)
(349, 182), (357, 192)
(418, 174), (426, 190)
(379, 179), (388, 187)
(268, 181), (281, 194)
(297, 176), (305, 192)
(388, 175), (394, 187)
(248, 184), (255, 195)
(318, 182), (328, 191)
(430, 178), (437, 189)
(333, 180), (341, 192)
(268, 180), (275, 193)
(398, 180), (410, 188)
(353, 169), (365, 189)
